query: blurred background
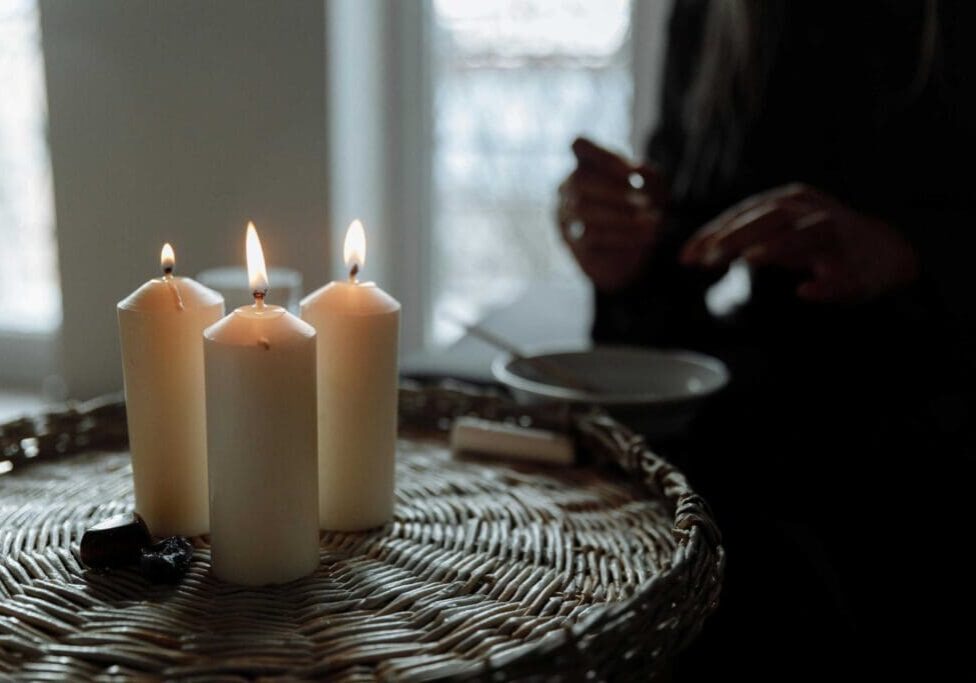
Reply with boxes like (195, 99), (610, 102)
(0, 0), (669, 416)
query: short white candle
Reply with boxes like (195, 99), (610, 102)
(117, 244), (224, 537)
(300, 220), (400, 531)
(204, 223), (320, 585)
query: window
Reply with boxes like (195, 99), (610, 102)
(0, 0), (60, 334)
(429, 0), (634, 345)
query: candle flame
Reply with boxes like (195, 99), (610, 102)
(161, 243), (175, 273)
(245, 222), (269, 295)
(343, 219), (366, 275)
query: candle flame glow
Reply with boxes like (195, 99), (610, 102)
(343, 219), (366, 275)
(161, 243), (175, 273)
(245, 222), (269, 296)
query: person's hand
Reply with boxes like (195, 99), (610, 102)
(680, 183), (919, 303)
(557, 137), (668, 292)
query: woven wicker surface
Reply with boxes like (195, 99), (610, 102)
(0, 384), (723, 681)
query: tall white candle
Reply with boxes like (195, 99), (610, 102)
(204, 223), (319, 585)
(117, 244), (224, 537)
(300, 220), (400, 531)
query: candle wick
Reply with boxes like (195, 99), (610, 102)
(349, 263), (359, 283)
(253, 291), (268, 309)
(162, 267), (174, 277)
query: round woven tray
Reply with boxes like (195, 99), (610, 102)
(0, 382), (723, 681)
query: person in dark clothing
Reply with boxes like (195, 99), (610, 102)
(557, 1), (974, 678)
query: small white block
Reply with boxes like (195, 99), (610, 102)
(450, 417), (575, 467)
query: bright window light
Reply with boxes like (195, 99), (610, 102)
(0, 0), (61, 333)
(430, 0), (633, 345)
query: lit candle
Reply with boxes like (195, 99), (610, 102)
(117, 243), (224, 536)
(300, 220), (400, 531)
(204, 223), (319, 585)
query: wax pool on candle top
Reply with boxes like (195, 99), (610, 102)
(204, 223), (320, 585)
(301, 220), (400, 531)
(117, 244), (224, 537)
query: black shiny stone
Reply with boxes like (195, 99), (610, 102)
(140, 536), (194, 584)
(80, 512), (152, 569)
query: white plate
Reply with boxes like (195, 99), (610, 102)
(492, 346), (730, 436)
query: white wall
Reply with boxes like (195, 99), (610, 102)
(40, 0), (329, 399)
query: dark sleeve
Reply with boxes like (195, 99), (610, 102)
(893, 207), (976, 361)
(878, 0), (976, 364)
(592, 0), (718, 348)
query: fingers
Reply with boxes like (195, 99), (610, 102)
(559, 191), (661, 291)
(676, 181), (913, 304)
(564, 169), (654, 212)
(736, 213), (865, 303)
(563, 208), (660, 250)
(572, 137), (635, 181)
(681, 204), (796, 267)
(681, 199), (812, 266)
(737, 212), (859, 302)
(564, 138), (669, 216)
(579, 211), (660, 249)
(742, 211), (835, 269)
(558, 137), (671, 292)
(680, 197), (775, 265)
(682, 183), (824, 253)
(680, 183), (829, 266)
(571, 137), (670, 200)
(558, 165), (662, 251)
(632, 162), (669, 206)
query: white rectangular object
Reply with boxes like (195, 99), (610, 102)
(450, 417), (575, 467)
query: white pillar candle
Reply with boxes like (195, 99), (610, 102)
(117, 243), (224, 537)
(204, 223), (319, 585)
(300, 220), (400, 531)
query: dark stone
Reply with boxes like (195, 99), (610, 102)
(140, 537), (194, 584)
(79, 512), (152, 569)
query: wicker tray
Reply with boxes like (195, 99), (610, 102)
(0, 382), (723, 681)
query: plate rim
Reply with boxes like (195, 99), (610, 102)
(491, 344), (731, 406)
